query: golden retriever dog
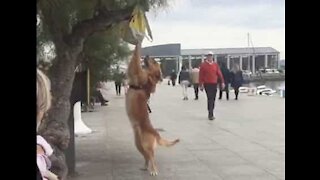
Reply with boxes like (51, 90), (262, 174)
(126, 44), (180, 176)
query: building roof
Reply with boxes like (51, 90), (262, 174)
(181, 47), (279, 56)
(142, 43), (181, 57)
(141, 44), (279, 57)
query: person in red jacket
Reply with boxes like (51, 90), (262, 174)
(199, 51), (225, 120)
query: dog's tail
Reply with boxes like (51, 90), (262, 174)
(157, 138), (180, 147)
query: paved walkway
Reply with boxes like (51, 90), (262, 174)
(70, 82), (285, 180)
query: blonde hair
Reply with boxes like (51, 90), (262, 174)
(232, 64), (240, 73)
(37, 69), (52, 123)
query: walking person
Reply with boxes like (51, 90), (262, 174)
(113, 66), (124, 96)
(218, 62), (231, 100)
(190, 64), (200, 100)
(199, 51), (225, 120)
(230, 64), (244, 100)
(178, 65), (191, 100)
(170, 70), (177, 86)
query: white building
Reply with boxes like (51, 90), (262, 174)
(141, 44), (280, 76)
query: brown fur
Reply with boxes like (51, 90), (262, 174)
(125, 44), (179, 176)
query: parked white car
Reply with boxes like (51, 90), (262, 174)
(267, 69), (280, 74)
(260, 69), (280, 74)
(242, 70), (252, 75)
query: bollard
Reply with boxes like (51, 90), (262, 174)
(280, 89), (285, 98)
(74, 101), (92, 135)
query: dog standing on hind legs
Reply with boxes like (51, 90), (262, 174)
(125, 43), (180, 176)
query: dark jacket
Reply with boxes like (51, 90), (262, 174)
(178, 70), (190, 84)
(113, 71), (124, 84)
(230, 71), (244, 88)
(220, 66), (231, 84)
(170, 72), (177, 80)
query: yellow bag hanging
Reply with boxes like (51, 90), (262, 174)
(120, 5), (153, 45)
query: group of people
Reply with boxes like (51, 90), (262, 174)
(218, 62), (243, 101)
(174, 51), (244, 120)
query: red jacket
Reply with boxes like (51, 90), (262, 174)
(199, 61), (224, 85)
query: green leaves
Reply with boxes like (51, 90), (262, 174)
(37, 0), (169, 81)
(83, 28), (130, 88)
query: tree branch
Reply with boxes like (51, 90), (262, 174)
(66, 5), (135, 47)
(40, 7), (68, 53)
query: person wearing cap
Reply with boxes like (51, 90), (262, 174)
(199, 51), (225, 120)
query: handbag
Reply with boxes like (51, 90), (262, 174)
(119, 5), (153, 44)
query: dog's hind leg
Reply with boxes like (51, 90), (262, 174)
(133, 128), (149, 171)
(146, 147), (158, 176)
(142, 136), (158, 176)
(141, 151), (149, 171)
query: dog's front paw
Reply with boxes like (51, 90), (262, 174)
(150, 171), (158, 176)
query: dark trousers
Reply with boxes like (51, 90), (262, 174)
(204, 83), (218, 117)
(171, 79), (176, 86)
(218, 84), (229, 100)
(193, 83), (199, 98)
(234, 86), (240, 99)
(115, 82), (121, 95)
(97, 91), (106, 104)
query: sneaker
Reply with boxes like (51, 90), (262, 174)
(208, 113), (215, 120)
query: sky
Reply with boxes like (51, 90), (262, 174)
(142, 0), (285, 59)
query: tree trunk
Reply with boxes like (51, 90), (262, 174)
(49, 52), (77, 124)
(40, 46), (79, 179)
(38, 5), (135, 179)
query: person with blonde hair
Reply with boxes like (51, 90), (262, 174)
(37, 69), (52, 130)
(230, 64), (244, 100)
(37, 69), (59, 180)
